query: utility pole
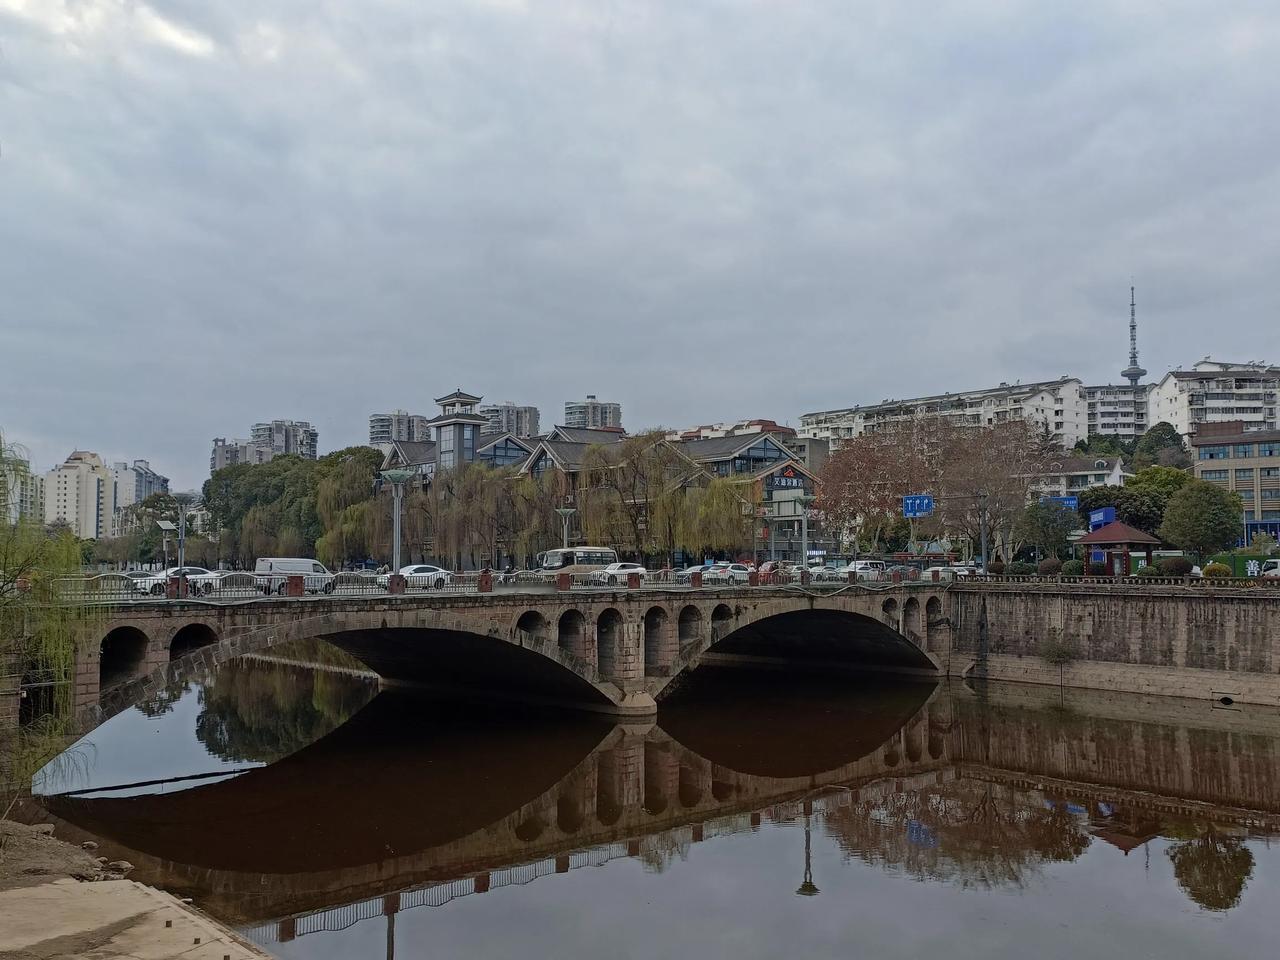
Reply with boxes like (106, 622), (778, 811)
(978, 491), (990, 572)
(798, 495), (816, 566)
(555, 506), (576, 550)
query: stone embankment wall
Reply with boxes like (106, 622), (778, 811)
(950, 583), (1280, 705)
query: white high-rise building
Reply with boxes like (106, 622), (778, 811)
(800, 377), (1088, 449)
(478, 402), (540, 438)
(111, 459), (170, 511)
(369, 410), (432, 450)
(1148, 360), (1280, 438)
(44, 451), (116, 539)
(1083, 384), (1150, 440)
(564, 395), (622, 431)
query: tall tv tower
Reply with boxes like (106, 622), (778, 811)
(1121, 285), (1147, 387)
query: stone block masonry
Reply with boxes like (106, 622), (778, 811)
(950, 582), (1280, 705)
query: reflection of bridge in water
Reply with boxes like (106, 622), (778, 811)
(39, 674), (1280, 947)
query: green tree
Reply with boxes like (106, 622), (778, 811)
(1158, 480), (1244, 560)
(1076, 484), (1166, 535)
(1166, 830), (1254, 912)
(1129, 465), (1192, 498)
(1133, 422), (1190, 470)
(1015, 501), (1079, 559)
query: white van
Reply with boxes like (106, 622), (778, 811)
(254, 558), (335, 595)
(1262, 559), (1280, 579)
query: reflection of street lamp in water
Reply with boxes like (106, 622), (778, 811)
(796, 806), (820, 897)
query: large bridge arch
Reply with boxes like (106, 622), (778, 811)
(655, 598), (940, 700)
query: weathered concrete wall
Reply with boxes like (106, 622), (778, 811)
(951, 583), (1280, 705)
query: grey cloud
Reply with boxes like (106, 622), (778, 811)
(2, 0), (1279, 487)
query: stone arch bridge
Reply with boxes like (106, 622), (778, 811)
(77, 585), (953, 731)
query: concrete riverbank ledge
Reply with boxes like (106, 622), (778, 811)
(0, 877), (270, 959)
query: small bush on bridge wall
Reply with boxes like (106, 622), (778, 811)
(1037, 558), (1062, 576)
(1061, 559), (1084, 576)
(986, 560), (1005, 575)
(1005, 561), (1036, 576)
(1135, 565), (1163, 577)
(1202, 562), (1233, 579)
(1157, 557), (1194, 577)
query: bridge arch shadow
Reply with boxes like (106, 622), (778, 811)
(170, 623), (219, 661)
(662, 606), (936, 697)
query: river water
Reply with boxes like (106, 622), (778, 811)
(32, 648), (1280, 960)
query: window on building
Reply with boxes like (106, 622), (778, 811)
(1262, 489), (1280, 501)
(1235, 444), (1255, 458)
(1201, 470), (1229, 482)
(1263, 511), (1280, 520)
(1261, 443), (1278, 457)
(1238, 489), (1254, 500)
(1262, 467), (1280, 479)
(1236, 469), (1255, 482)
(1199, 445), (1230, 460)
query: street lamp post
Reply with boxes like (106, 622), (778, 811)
(796, 807), (820, 897)
(380, 470), (415, 572)
(798, 495), (816, 566)
(554, 507), (577, 550)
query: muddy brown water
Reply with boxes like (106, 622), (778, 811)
(30, 654), (1280, 960)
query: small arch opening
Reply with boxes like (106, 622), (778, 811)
(678, 765), (704, 808)
(596, 751), (623, 826)
(100, 626), (149, 691)
(597, 609), (622, 677)
(170, 623), (218, 661)
(678, 605), (703, 648)
(556, 795), (585, 834)
(881, 598), (899, 617)
(517, 611), (549, 645)
(515, 815), (546, 842)
(558, 610), (586, 659)
(711, 604), (733, 638)
(644, 606), (671, 677)
(903, 597), (921, 645)
(925, 596), (943, 653)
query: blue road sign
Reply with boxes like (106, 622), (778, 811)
(903, 494), (934, 518)
(1042, 495), (1079, 510)
(1089, 507), (1116, 531)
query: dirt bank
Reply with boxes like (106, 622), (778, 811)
(0, 818), (112, 891)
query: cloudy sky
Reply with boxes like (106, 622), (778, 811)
(3, 0), (1279, 488)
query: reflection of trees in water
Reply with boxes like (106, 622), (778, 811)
(136, 677), (190, 718)
(195, 659), (378, 764)
(1166, 828), (1255, 912)
(824, 780), (1089, 889)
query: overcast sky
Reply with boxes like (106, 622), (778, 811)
(3, 1), (1279, 488)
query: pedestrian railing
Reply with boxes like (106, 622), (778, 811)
(191, 572), (261, 599)
(330, 572), (385, 596)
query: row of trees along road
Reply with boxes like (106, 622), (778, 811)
(814, 417), (1058, 560)
(189, 432), (754, 570)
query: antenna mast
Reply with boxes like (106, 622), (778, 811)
(1121, 284), (1147, 387)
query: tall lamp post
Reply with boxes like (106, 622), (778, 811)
(380, 469), (415, 572)
(555, 506), (577, 550)
(796, 805), (820, 897)
(798, 494), (816, 566)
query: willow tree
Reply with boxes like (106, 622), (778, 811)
(579, 433), (695, 559)
(2, 433), (102, 806)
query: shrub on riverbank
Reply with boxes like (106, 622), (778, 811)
(1037, 558), (1062, 576)
(1202, 562), (1233, 578)
(1157, 556), (1194, 576)
(1061, 559), (1084, 576)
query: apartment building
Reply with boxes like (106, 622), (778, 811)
(2, 450), (43, 525)
(369, 410), (432, 449)
(564, 395), (622, 431)
(44, 450), (116, 539)
(478, 402), (540, 438)
(1190, 421), (1280, 525)
(1083, 384), (1150, 440)
(1034, 456), (1132, 499)
(111, 459), (170, 510)
(250, 420), (318, 460)
(1149, 360), (1280, 438)
(800, 377), (1088, 449)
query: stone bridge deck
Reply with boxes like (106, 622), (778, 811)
(80, 583), (951, 728)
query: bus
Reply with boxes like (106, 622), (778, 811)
(539, 547), (619, 577)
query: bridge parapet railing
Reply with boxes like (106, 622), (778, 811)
(330, 572), (386, 596)
(192, 572), (262, 599)
(52, 573), (143, 603)
(963, 574), (1280, 590)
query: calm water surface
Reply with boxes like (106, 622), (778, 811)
(33, 652), (1280, 960)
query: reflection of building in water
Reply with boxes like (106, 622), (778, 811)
(36, 678), (1280, 943)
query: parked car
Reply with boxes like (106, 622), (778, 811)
(704, 563), (752, 585)
(254, 558), (335, 595)
(1261, 559), (1280, 578)
(590, 562), (648, 586)
(923, 565), (976, 580)
(376, 564), (452, 590)
(130, 566), (213, 596)
(673, 564), (713, 583)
